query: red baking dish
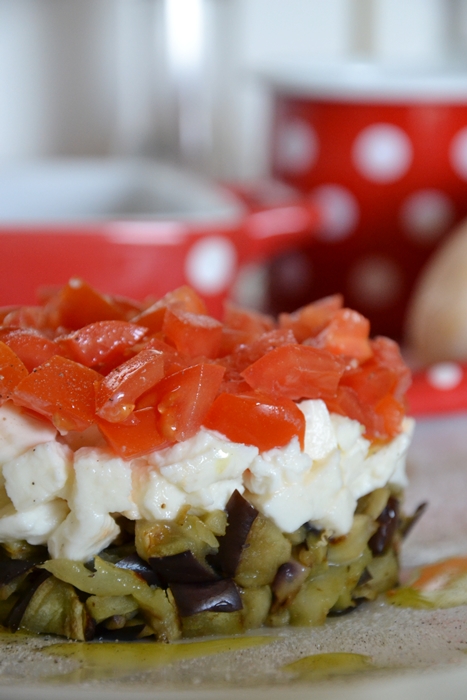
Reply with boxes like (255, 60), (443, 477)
(0, 159), (318, 318)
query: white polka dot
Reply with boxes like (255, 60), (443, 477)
(450, 126), (467, 180)
(276, 119), (319, 174)
(348, 255), (403, 308)
(230, 263), (268, 309)
(310, 184), (359, 242)
(185, 236), (237, 295)
(400, 189), (455, 243)
(352, 123), (413, 183)
(427, 362), (463, 391)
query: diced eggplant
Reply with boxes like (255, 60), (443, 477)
(115, 553), (160, 586)
(271, 560), (310, 611)
(6, 570), (52, 632)
(400, 502), (428, 538)
(170, 578), (242, 617)
(368, 496), (399, 555)
(211, 490), (258, 577)
(0, 560), (36, 588)
(149, 550), (219, 587)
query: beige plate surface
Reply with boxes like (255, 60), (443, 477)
(1, 414), (467, 700)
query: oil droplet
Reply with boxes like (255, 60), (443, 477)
(282, 652), (373, 680)
(39, 635), (275, 682)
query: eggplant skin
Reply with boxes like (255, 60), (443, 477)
(149, 550), (220, 587)
(369, 497), (399, 556)
(170, 579), (243, 617)
(210, 490), (258, 578)
(115, 554), (160, 586)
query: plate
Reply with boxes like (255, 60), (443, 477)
(1, 414), (467, 699)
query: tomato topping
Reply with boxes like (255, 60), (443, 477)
(134, 286), (208, 333)
(95, 347), (165, 423)
(371, 336), (412, 401)
(203, 391), (305, 452)
(2, 306), (49, 330)
(12, 355), (100, 431)
(223, 302), (275, 339)
(137, 363), (225, 442)
(57, 321), (148, 370)
(96, 407), (168, 459)
(0, 341), (28, 404)
(241, 344), (346, 401)
(162, 308), (223, 359)
(309, 308), (373, 363)
(0, 329), (59, 372)
(279, 294), (343, 342)
(46, 278), (125, 330)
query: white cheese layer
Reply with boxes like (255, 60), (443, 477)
(0, 399), (414, 561)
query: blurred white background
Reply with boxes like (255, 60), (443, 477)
(1, 0), (467, 179)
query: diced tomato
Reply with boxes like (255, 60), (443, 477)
(0, 306), (20, 324)
(96, 407), (169, 459)
(279, 294), (343, 342)
(340, 362), (397, 406)
(162, 308), (223, 359)
(325, 385), (404, 441)
(133, 286), (208, 333)
(137, 363), (225, 442)
(203, 391), (305, 452)
(12, 355), (100, 431)
(309, 308), (373, 363)
(2, 306), (50, 331)
(57, 321), (148, 370)
(371, 336), (411, 401)
(223, 302), (275, 339)
(241, 344), (346, 401)
(229, 328), (297, 374)
(0, 328), (60, 372)
(46, 278), (125, 330)
(95, 347), (165, 422)
(0, 341), (28, 404)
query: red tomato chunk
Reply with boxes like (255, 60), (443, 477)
(204, 391), (305, 452)
(0, 341), (28, 404)
(241, 344), (346, 401)
(12, 355), (100, 432)
(1, 278), (411, 450)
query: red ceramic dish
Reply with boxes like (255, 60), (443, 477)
(0, 159), (318, 318)
(265, 62), (467, 340)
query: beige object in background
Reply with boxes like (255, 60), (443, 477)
(406, 216), (467, 365)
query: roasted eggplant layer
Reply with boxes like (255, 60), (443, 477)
(0, 489), (423, 642)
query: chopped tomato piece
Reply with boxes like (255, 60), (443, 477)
(46, 278), (125, 330)
(203, 391), (305, 452)
(2, 306), (49, 330)
(57, 321), (148, 370)
(241, 345), (346, 401)
(0, 329), (59, 372)
(279, 294), (343, 342)
(228, 328), (297, 375)
(340, 362), (398, 406)
(309, 308), (373, 363)
(137, 363), (225, 442)
(96, 407), (169, 459)
(12, 355), (100, 431)
(95, 347), (165, 422)
(0, 341), (28, 404)
(371, 336), (411, 401)
(325, 385), (404, 441)
(223, 302), (275, 339)
(162, 308), (223, 359)
(133, 286), (208, 333)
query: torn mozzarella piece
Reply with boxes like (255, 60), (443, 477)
(3, 441), (73, 511)
(0, 402), (57, 466)
(0, 500), (69, 545)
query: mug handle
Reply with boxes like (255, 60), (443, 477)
(221, 179), (320, 260)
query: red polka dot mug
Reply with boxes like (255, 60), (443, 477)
(266, 62), (467, 340)
(0, 159), (318, 317)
